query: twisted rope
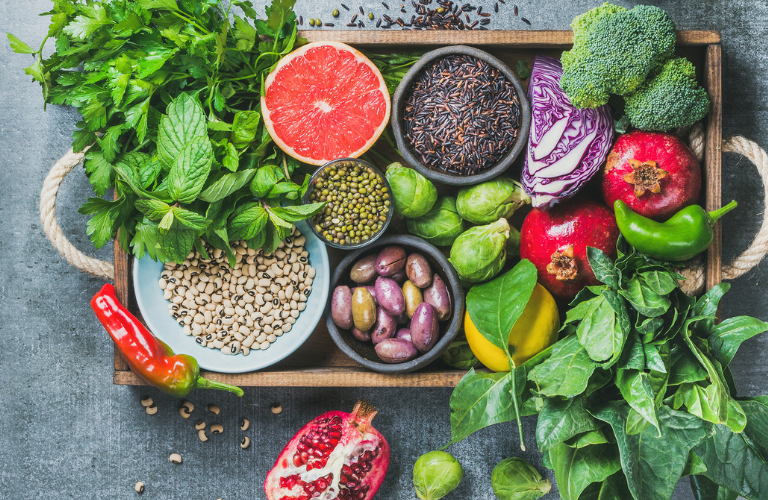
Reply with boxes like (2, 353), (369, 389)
(39, 146), (115, 281)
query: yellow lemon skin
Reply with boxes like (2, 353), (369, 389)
(465, 283), (560, 372)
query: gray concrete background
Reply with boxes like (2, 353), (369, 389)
(1, 0), (766, 498)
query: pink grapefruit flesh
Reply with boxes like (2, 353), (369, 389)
(261, 41), (391, 165)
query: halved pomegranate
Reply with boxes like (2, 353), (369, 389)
(264, 403), (390, 500)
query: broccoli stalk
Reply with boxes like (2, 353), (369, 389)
(625, 57), (710, 132)
(560, 3), (677, 109)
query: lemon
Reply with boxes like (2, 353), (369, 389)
(464, 283), (560, 371)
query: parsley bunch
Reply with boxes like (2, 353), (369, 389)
(11, 0), (326, 263)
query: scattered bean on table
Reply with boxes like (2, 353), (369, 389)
(157, 228), (315, 356)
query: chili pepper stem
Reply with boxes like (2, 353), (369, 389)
(709, 200), (738, 222)
(196, 377), (244, 397)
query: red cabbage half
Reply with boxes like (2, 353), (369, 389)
(522, 55), (613, 208)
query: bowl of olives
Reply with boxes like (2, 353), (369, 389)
(326, 235), (464, 374)
(304, 158), (394, 250)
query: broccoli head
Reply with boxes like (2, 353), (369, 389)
(560, 3), (677, 108)
(624, 57), (710, 132)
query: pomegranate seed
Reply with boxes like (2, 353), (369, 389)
(293, 455), (302, 467)
(329, 431), (342, 439)
(361, 462), (371, 472)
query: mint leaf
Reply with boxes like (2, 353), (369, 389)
(172, 207), (210, 231)
(158, 210), (174, 235)
(7, 33), (34, 54)
(138, 0), (179, 10)
(138, 157), (163, 189)
(161, 222), (196, 263)
(167, 136), (213, 203)
(131, 219), (167, 261)
(198, 169), (256, 203)
(227, 202), (268, 241)
(269, 203), (326, 222)
(157, 93), (207, 168)
(250, 164), (282, 198)
(230, 110), (261, 149)
(135, 199), (172, 221)
(222, 141), (239, 172)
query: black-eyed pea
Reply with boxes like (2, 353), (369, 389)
(146, 405), (158, 415)
(141, 396), (153, 407)
(135, 482), (145, 493)
(240, 418), (250, 431)
(195, 420), (206, 430)
(240, 436), (251, 449)
(242, 346), (250, 356)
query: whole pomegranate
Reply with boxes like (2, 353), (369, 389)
(520, 198), (620, 301)
(264, 403), (390, 500)
(602, 130), (701, 220)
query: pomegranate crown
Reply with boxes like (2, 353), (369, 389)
(351, 401), (378, 431)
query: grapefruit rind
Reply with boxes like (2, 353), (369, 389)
(261, 41), (391, 166)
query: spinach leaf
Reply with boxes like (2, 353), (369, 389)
(575, 292), (628, 364)
(587, 246), (621, 289)
(594, 402), (714, 500)
(669, 346), (709, 385)
(529, 334), (597, 397)
(466, 260), (537, 359)
(564, 428), (609, 449)
(549, 442), (621, 500)
(619, 277), (671, 317)
(536, 395), (600, 452)
(448, 369), (516, 445)
(708, 316), (768, 367)
(640, 269), (679, 295)
(682, 319), (730, 423)
(616, 368), (660, 436)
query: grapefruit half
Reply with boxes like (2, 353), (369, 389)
(261, 41), (391, 165)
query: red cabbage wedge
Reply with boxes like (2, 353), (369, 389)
(522, 55), (614, 208)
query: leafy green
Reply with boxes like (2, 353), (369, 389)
(549, 441), (621, 500)
(492, 457), (551, 500)
(12, 0), (324, 262)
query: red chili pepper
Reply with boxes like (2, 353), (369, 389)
(91, 284), (243, 398)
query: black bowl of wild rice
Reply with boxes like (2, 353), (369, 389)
(391, 45), (531, 186)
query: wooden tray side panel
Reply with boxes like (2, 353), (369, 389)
(705, 44), (723, 291)
(114, 32), (723, 388)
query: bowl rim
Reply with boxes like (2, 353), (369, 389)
(391, 44), (532, 186)
(325, 235), (465, 374)
(302, 158), (395, 250)
(131, 220), (330, 373)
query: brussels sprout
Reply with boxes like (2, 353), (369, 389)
(385, 163), (438, 218)
(456, 178), (530, 224)
(406, 197), (466, 246)
(491, 458), (551, 500)
(440, 338), (479, 369)
(413, 450), (464, 500)
(449, 219), (511, 283)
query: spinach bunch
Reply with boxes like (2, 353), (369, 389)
(11, 0), (327, 262)
(449, 237), (768, 500)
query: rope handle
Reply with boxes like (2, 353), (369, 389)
(40, 146), (114, 281)
(39, 129), (768, 291)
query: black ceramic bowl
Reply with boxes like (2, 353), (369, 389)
(325, 235), (465, 374)
(302, 158), (395, 250)
(391, 45), (531, 186)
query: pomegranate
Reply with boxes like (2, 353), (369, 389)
(520, 198), (620, 301)
(264, 403), (390, 500)
(602, 130), (701, 220)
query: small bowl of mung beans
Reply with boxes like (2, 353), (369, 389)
(304, 158), (394, 250)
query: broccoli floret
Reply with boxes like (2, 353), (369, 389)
(560, 3), (677, 108)
(624, 57), (710, 131)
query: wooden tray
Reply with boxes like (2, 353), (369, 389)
(114, 30), (723, 388)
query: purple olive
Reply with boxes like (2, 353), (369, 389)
(406, 253), (433, 288)
(410, 302), (439, 353)
(396, 328), (412, 343)
(391, 268), (408, 285)
(351, 327), (371, 342)
(423, 274), (452, 321)
(375, 338), (419, 364)
(375, 246), (407, 276)
(353, 286), (378, 305)
(371, 307), (397, 344)
(331, 286), (353, 330)
(375, 276), (405, 316)
(350, 255), (378, 283)
(351, 287), (377, 332)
